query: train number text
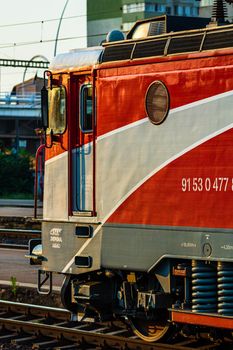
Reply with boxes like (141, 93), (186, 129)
(181, 177), (232, 192)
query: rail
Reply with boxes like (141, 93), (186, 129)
(0, 243), (28, 250)
(0, 228), (41, 238)
(0, 300), (227, 350)
(0, 228), (41, 247)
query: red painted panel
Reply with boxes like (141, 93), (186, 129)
(108, 129), (233, 229)
(46, 50), (233, 160)
(45, 133), (68, 161)
(97, 52), (233, 137)
(172, 310), (233, 329)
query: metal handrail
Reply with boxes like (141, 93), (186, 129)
(34, 144), (45, 219)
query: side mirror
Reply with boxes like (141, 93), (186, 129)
(41, 86), (48, 130)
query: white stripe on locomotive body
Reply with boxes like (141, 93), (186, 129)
(48, 89), (233, 273)
(98, 89), (233, 142)
(43, 89), (233, 222)
(43, 151), (69, 221)
(61, 121), (233, 273)
(97, 89), (233, 221)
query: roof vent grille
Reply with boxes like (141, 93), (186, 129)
(148, 21), (166, 36)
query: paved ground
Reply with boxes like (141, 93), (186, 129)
(0, 248), (63, 290)
(0, 199), (42, 207)
(0, 206), (42, 217)
(0, 199), (43, 217)
(0, 201), (64, 290)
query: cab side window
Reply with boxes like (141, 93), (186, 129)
(80, 84), (93, 133)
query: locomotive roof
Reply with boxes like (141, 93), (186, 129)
(49, 46), (103, 72)
(100, 23), (233, 63)
(50, 22), (233, 73)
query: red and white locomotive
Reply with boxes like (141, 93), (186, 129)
(31, 14), (233, 342)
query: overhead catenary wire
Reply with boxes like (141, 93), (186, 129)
(0, 3), (137, 89)
(0, 31), (114, 50)
(0, 12), (130, 50)
(0, 4), (157, 51)
(0, 7), (126, 29)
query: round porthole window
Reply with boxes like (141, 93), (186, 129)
(145, 81), (169, 125)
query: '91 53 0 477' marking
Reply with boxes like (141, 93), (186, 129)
(181, 177), (231, 192)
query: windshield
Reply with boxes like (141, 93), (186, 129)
(47, 86), (66, 134)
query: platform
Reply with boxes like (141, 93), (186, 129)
(0, 199), (43, 222)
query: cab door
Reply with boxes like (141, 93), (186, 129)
(71, 77), (95, 215)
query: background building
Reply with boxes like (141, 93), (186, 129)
(87, 0), (201, 46)
(87, 0), (122, 46)
(0, 76), (43, 155)
(199, 0), (233, 21)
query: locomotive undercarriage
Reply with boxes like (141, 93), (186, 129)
(32, 222), (233, 341)
(60, 269), (173, 342)
(28, 222), (233, 342)
(59, 259), (233, 342)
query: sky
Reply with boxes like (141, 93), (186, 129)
(0, 0), (87, 92)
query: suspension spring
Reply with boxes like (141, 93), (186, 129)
(192, 260), (217, 313)
(217, 262), (233, 315)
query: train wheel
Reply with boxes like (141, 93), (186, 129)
(128, 315), (172, 342)
(61, 275), (78, 313)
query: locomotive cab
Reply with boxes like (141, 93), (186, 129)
(31, 14), (233, 342)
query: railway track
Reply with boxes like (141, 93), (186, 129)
(0, 300), (229, 350)
(0, 242), (27, 249)
(0, 228), (41, 249)
(0, 228), (41, 240)
(0, 228), (41, 250)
